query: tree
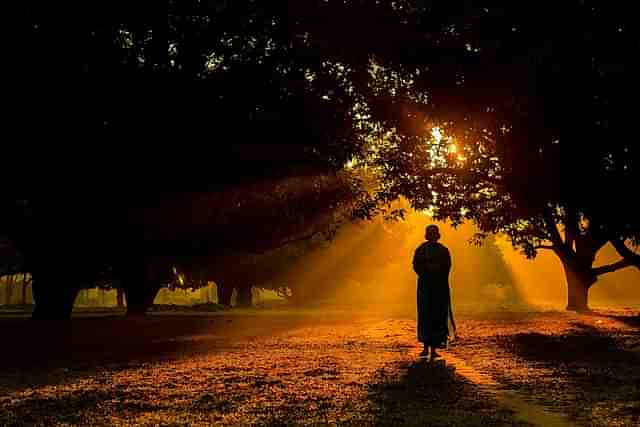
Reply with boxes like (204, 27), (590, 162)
(8, 1), (382, 318)
(11, 0), (460, 318)
(356, 2), (640, 310)
(11, 1), (637, 317)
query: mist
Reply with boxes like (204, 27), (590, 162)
(279, 209), (640, 315)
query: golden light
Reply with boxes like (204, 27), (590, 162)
(431, 126), (443, 143)
(448, 144), (458, 154)
(422, 206), (436, 217)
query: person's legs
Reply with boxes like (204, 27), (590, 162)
(420, 343), (429, 356)
(430, 346), (440, 359)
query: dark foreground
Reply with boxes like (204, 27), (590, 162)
(0, 308), (639, 426)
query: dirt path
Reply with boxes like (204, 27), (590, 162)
(440, 352), (575, 427)
(447, 310), (640, 427)
(1, 310), (638, 426)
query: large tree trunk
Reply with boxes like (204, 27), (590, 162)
(116, 288), (124, 308)
(120, 262), (163, 316)
(123, 284), (161, 316)
(217, 282), (233, 306)
(123, 283), (161, 316)
(6, 275), (14, 304)
(236, 284), (253, 308)
(562, 232), (601, 312)
(562, 262), (596, 311)
(31, 271), (80, 320)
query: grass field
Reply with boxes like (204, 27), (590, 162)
(0, 306), (639, 426)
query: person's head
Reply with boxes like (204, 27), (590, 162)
(425, 225), (441, 242)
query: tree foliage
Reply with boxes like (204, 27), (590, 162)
(355, 2), (639, 309)
(7, 1), (432, 316)
(5, 1), (639, 315)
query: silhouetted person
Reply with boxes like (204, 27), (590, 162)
(412, 225), (453, 360)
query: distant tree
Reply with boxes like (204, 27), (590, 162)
(116, 289), (125, 308)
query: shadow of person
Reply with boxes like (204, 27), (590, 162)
(368, 355), (507, 425)
(429, 358), (447, 367)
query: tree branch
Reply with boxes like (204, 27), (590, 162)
(564, 207), (577, 250)
(540, 206), (591, 275)
(610, 239), (640, 269)
(542, 206), (566, 248)
(592, 259), (634, 276)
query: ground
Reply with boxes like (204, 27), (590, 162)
(0, 307), (639, 426)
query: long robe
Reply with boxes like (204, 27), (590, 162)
(412, 241), (452, 348)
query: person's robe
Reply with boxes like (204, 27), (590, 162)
(412, 241), (452, 348)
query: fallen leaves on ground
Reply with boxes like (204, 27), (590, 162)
(0, 309), (638, 426)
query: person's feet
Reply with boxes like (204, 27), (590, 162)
(430, 350), (441, 360)
(419, 345), (430, 358)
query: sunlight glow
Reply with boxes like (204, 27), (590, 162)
(345, 159), (357, 169)
(422, 206), (436, 217)
(431, 127), (443, 143)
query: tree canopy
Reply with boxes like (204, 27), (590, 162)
(355, 1), (640, 309)
(4, 1), (639, 316)
(8, 1), (429, 317)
